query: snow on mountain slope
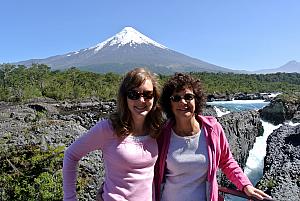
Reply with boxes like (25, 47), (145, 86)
(89, 27), (168, 52)
(15, 27), (238, 74)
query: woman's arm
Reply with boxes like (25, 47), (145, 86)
(62, 120), (109, 200)
(217, 124), (272, 200)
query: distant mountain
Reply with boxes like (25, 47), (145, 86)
(15, 27), (239, 74)
(254, 60), (300, 74)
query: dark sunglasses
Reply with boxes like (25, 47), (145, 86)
(127, 90), (154, 100)
(170, 93), (195, 102)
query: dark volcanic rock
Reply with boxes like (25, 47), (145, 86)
(55, 100), (117, 129)
(202, 104), (218, 116)
(218, 110), (263, 169)
(260, 97), (300, 125)
(0, 102), (105, 200)
(0, 101), (263, 199)
(259, 101), (287, 125)
(257, 124), (300, 201)
(207, 93), (233, 102)
(217, 110), (263, 188)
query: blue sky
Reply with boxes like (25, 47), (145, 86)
(1, 0), (299, 71)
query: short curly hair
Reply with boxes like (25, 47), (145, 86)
(160, 73), (206, 119)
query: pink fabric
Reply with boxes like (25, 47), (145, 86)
(154, 115), (252, 201)
(63, 119), (158, 201)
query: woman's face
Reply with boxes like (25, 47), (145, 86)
(127, 79), (154, 121)
(170, 88), (195, 120)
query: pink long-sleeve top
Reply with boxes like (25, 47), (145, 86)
(63, 119), (158, 201)
(154, 115), (252, 201)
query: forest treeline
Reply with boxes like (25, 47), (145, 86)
(1, 63), (299, 102)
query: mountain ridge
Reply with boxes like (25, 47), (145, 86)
(13, 27), (299, 74)
(254, 60), (300, 74)
(15, 27), (240, 74)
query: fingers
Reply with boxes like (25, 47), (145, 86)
(244, 185), (272, 200)
(253, 188), (272, 200)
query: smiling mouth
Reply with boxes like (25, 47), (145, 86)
(134, 105), (147, 110)
(177, 106), (190, 111)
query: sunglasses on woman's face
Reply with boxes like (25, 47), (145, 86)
(127, 90), (154, 100)
(170, 93), (195, 102)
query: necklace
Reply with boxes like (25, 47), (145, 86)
(173, 118), (201, 137)
(173, 121), (201, 137)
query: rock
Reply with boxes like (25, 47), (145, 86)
(256, 124), (300, 201)
(55, 100), (117, 129)
(202, 105), (218, 116)
(292, 111), (300, 123)
(0, 101), (104, 200)
(217, 110), (263, 188)
(207, 93), (233, 102)
(0, 100), (266, 199)
(234, 92), (269, 101)
(260, 96), (300, 125)
(260, 101), (286, 125)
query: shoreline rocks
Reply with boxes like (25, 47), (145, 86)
(217, 110), (263, 188)
(259, 95), (300, 125)
(207, 92), (272, 102)
(256, 124), (300, 201)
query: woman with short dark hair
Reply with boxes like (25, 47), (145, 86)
(154, 73), (271, 201)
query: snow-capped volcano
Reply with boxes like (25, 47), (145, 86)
(15, 27), (237, 74)
(90, 27), (167, 52)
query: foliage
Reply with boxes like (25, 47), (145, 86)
(188, 72), (300, 94)
(0, 144), (65, 200)
(0, 117), (96, 200)
(276, 92), (300, 103)
(0, 63), (299, 102)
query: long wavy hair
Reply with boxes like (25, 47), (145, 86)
(160, 73), (206, 119)
(110, 67), (163, 138)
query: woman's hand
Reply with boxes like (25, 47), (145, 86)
(243, 185), (272, 200)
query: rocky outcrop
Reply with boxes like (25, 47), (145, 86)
(202, 105), (218, 116)
(207, 92), (271, 102)
(256, 124), (300, 201)
(217, 110), (263, 188)
(260, 96), (300, 125)
(54, 100), (116, 129)
(218, 110), (263, 168)
(0, 101), (261, 199)
(233, 93), (270, 101)
(207, 93), (233, 102)
(0, 101), (109, 200)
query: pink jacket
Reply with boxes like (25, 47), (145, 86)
(154, 115), (252, 201)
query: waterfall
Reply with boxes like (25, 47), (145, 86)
(210, 99), (299, 201)
(244, 120), (281, 185)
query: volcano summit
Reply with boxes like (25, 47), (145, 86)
(16, 27), (235, 74)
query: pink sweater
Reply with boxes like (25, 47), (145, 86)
(63, 119), (158, 201)
(154, 115), (252, 201)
